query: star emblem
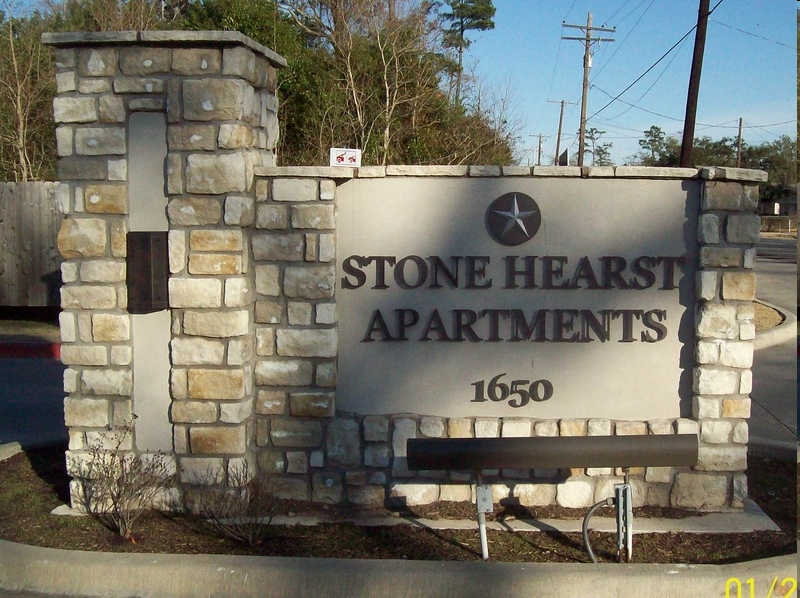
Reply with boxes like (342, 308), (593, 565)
(486, 192), (541, 246)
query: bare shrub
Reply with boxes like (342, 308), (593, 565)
(75, 424), (176, 542)
(198, 460), (280, 547)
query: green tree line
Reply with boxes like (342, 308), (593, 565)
(0, 0), (519, 181)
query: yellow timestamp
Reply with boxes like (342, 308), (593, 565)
(725, 577), (797, 598)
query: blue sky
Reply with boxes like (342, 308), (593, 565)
(464, 0), (797, 164)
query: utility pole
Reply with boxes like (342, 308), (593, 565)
(529, 134), (549, 165)
(736, 117), (743, 167)
(562, 14), (615, 167)
(680, 0), (710, 167)
(548, 99), (579, 165)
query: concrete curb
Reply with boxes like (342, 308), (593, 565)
(0, 538), (796, 598)
(753, 300), (797, 350)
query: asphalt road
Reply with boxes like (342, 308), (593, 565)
(750, 235), (797, 444)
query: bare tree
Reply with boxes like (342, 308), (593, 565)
(0, 1), (54, 181)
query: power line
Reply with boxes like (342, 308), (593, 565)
(591, 0), (655, 82)
(586, 0), (725, 123)
(710, 18), (792, 49)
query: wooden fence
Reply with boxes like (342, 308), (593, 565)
(0, 182), (63, 306)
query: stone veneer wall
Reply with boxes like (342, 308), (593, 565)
(248, 164), (763, 511)
(47, 32), (764, 512)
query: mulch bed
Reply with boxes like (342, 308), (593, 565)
(0, 444), (794, 564)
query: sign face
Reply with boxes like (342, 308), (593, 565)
(336, 178), (698, 420)
(329, 147), (362, 167)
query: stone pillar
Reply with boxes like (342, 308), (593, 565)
(671, 167), (764, 510)
(44, 31), (286, 507)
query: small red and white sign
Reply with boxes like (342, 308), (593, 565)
(329, 148), (362, 168)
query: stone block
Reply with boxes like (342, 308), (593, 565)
(719, 342), (753, 368)
(700, 247), (742, 268)
(256, 204), (288, 230)
(98, 94), (125, 123)
(692, 397), (721, 419)
(284, 266), (335, 299)
(693, 367), (738, 395)
(419, 417), (445, 438)
(168, 154), (183, 195)
(696, 340), (720, 364)
(218, 124), (254, 149)
(721, 272), (755, 300)
(674, 419), (698, 435)
(252, 233), (304, 261)
(502, 418), (532, 437)
(170, 337), (225, 365)
(183, 310), (249, 338)
(61, 344), (108, 367)
(319, 179), (336, 200)
(91, 314), (129, 342)
(64, 397), (109, 427)
(439, 485), (471, 503)
(327, 419), (361, 467)
(271, 477), (310, 501)
(183, 79), (249, 121)
(726, 213), (761, 244)
(53, 97), (97, 123)
(118, 47), (169, 75)
(700, 420), (732, 444)
(84, 184), (127, 214)
(227, 336), (253, 365)
(276, 329), (337, 358)
(310, 472), (342, 503)
(670, 473), (728, 509)
(185, 153), (248, 194)
(172, 49), (221, 75)
(255, 359), (313, 386)
(697, 213), (720, 244)
(721, 398), (750, 419)
(187, 368), (245, 400)
(287, 302), (312, 325)
(515, 484), (557, 506)
(107, 159), (126, 181)
(76, 47), (116, 76)
(168, 124), (217, 151)
(647, 419), (673, 435)
(347, 485), (385, 506)
(255, 390), (285, 415)
(696, 304), (737, 339)
(271, 419), (323, 447)
(58, 157), (106, 181)
(272, 178), (317, 202)
(75, 127), (126, 156)
(169, 278), (222, 308)
(225, 195), (255, 227)
(190, 426), (246, 454)
(587, 419), (611, 436)
(255, 327), (275, 356)
(555, 478), (594, 508)
(254, 266), (280, 297)
(534, 420), (558, 436)
(703, 181), (746, 210)
(448, 418), (472, 438)
(57, 218), (107, 259)
(289, 392), (335, 417)
(168, 197), (222, 226)
(364, 444), (390, 468)
(61, 286), (116, 310)
(614, 421), (646, 436)
(109, 220), (127, 258)
(220, 400), (253, 424)
(319, 234), (335, 262)
(315, 361), (337, 387)
(559, 419), (586, 436)
(363, 416), (389, 442)
(171, 401), (217, 424)
(188, 254), (242, 275)
(291, 205), (335, 229)
(80, 259), (125, 283)
(190, 230), (243, 252)
(696, 445), (747, 471)
(469, 165), (501, 177)
(732, 421), (748, 444)
(389, 483), (439, 506)
(645, 466), (674, 484)
(113, 77), (163, 94)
